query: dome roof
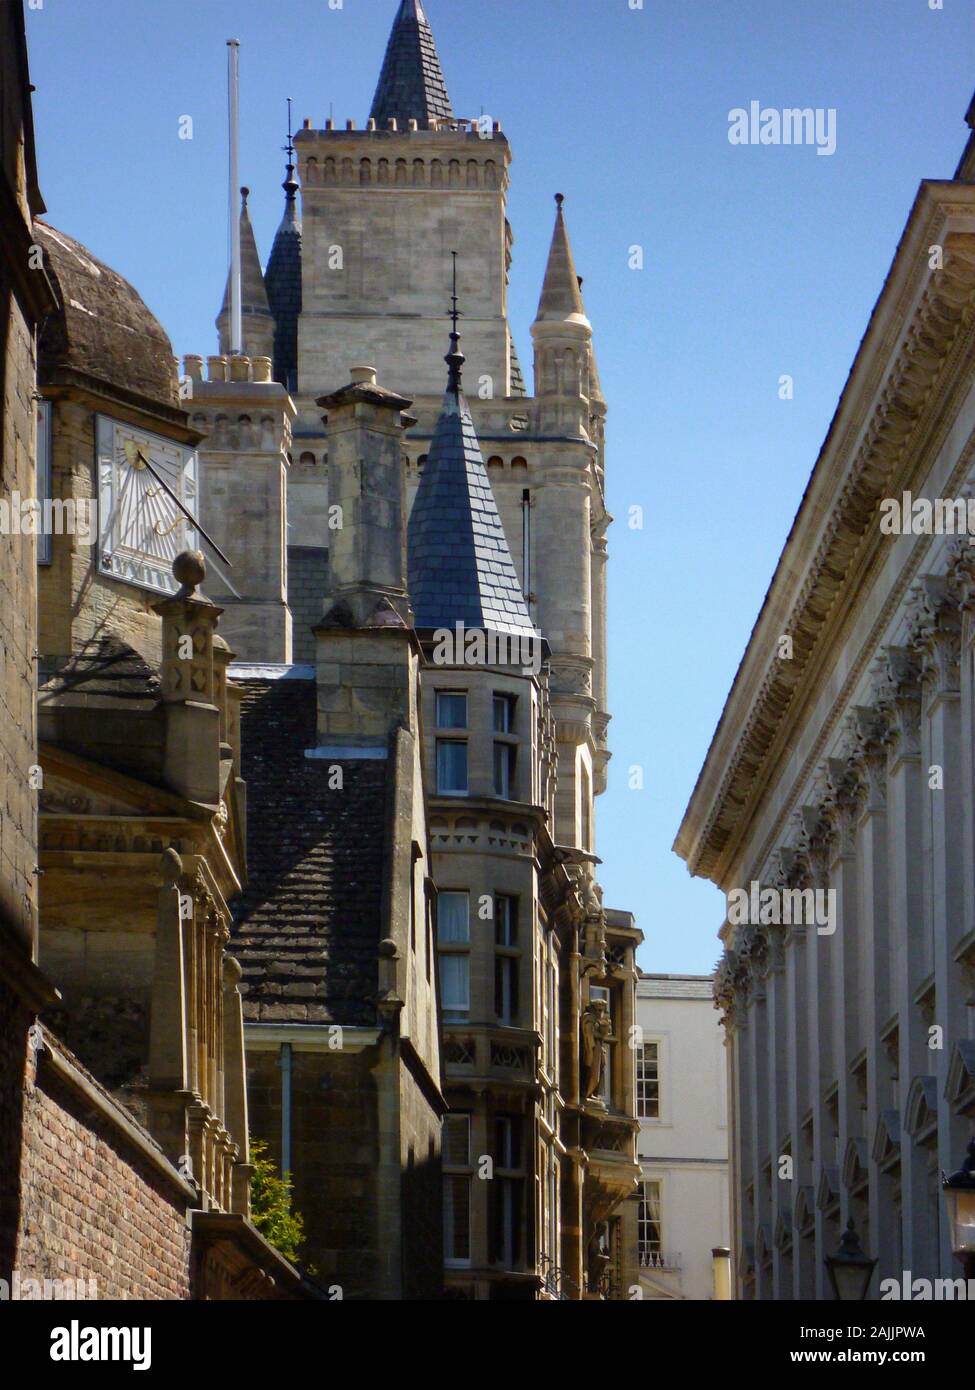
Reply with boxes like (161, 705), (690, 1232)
(36, 222), (178, 409)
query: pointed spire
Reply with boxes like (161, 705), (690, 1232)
(217, 187), (274, 359)
(266, 101), (303, 392)
(408, 280), (535, 637)
(370, 0), (453, 130)
(534, 193), (590, 327)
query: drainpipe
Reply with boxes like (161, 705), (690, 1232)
(280, 1042), (292, 1175)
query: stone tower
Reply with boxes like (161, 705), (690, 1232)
(197, 0), (640, 1299)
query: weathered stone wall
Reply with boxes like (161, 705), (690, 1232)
(247, 1044), (382, 1298)
(398, 1061), (443, 1300)
(0, 271), (38, 957)
(16, 1038), (192, 1299)
(287, 545), (329, 663)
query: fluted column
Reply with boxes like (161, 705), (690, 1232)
(825, 756), (865, 1250)
(852, 703), (896, 1280)
(882, 646), (937, 1278)
(910, 574), (968, 1272)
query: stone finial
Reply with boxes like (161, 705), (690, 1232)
(222, 955), (243, 989)
(161, 846), (183, 886)
(173, 550), (206, 599)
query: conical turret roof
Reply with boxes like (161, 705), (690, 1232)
(408, 329), (536, 637)
(534, 194), (590, 327)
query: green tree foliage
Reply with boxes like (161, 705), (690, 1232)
(249, 1138), (305, 1263)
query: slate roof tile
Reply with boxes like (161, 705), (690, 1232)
(230, 677), (387, 1027)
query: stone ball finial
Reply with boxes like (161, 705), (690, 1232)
(173, 549), (206, 597)
(223, 955), (243, 988)
(161, 846), (183, 885)
(555, 192), (564, 208)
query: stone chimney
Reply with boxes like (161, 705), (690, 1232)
(313, 366), (418, 749)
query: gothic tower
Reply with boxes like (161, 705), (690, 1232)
(197, 0), (641, 1299)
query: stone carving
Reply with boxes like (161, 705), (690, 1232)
(581, 997), (612, 1100)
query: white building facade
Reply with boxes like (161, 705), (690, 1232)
(633, 975), (731, 1299)
(676, 100), (975, 1299)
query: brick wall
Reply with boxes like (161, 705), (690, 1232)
(0, 978), (32, 1281)
(16, 1036), (192, 1299)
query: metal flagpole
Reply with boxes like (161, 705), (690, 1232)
(227, 39), (242, 355)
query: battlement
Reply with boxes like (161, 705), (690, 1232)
(295, 121), (509, 191)
(182, 356), (295, 455)
(183, 353), (275, 387)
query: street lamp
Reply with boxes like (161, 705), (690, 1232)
(825, 1219), (877, 1301)
(942, 1137), (975, 1280)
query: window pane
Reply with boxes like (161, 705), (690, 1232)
(437, 740), (468, 794)
(493, 694), (513, 733)
(638, 1181), (663, 1266)
(439, 955), (469, 1014)
(444, 1115), (471, 1166)
(637, 1042), (660, 1119)
(438, 892), (469, 943)
(436, 692), (467, 729)
(495, 956), (518, 1025)
(495, 896), (516, 946)
(444, 1174), (471, 1261)
(493, 741), (513, 798)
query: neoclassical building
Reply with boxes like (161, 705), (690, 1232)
(676, 91), (975, 1298)
(189, 0), (643, 1298)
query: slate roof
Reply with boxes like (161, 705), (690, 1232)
(231, 676), (388, 1026)
(265, 166), (302, 394)
(508, 327), (527, 398)
(407, 372), (537, 637)
(369, 0), (453, 130)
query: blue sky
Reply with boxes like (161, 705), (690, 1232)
(26, 0), (975, 973)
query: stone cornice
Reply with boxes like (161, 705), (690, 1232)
(676, 181), (975, 886)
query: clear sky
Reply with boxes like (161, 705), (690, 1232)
(25, 0), (975, 974)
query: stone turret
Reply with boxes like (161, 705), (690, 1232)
(531, 193), (593, 440)
(188, 352), (296, 664)
(217, 188), (275, 362)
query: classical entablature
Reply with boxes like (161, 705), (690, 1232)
(676, 182), (975, 889)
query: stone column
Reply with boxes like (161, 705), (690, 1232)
(146, 848), (192, 1168)
(911, 577), (968, 1272)
(853, 704), (896, 1281)
(883, 647), (937, 1279)
(825, 757), (864, 1240)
